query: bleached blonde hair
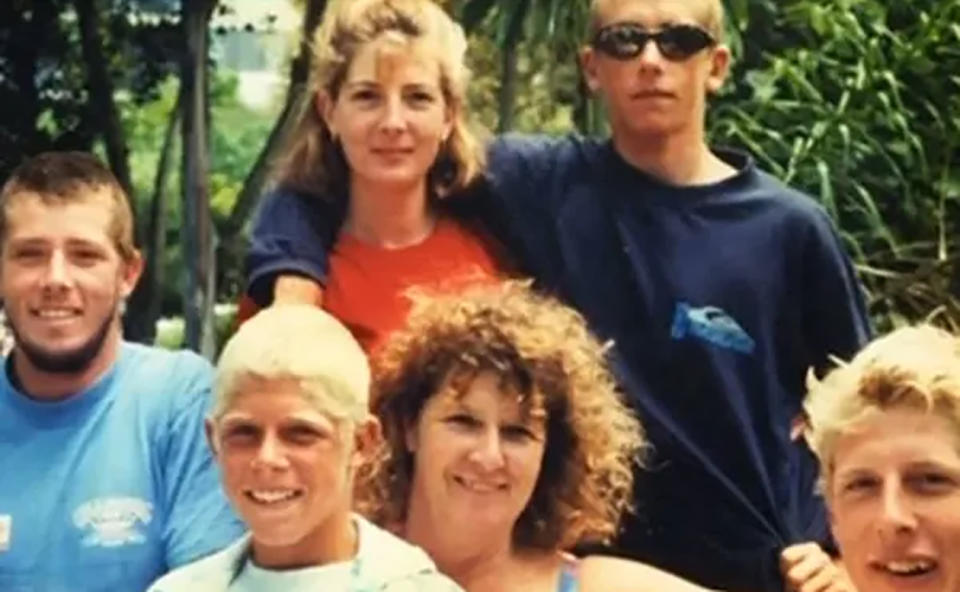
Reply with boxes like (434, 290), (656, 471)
(804, 325), (960, 493)
(588, 0), (726, 42)
(214, 305), (371, 424)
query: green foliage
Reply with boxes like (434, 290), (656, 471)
(710, 0), (960, 331)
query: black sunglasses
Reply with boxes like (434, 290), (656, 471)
(591, 23), (716, 61)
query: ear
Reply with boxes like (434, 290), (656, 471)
(351, 416), (383, 468)
(119, 250), (144, 299)
(579, 46), (602, 94)
(204, 418), (220, 460)
(316, 90), (337, 136)
(705, 44), (732, 94)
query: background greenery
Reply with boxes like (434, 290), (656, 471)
(0, 0), (956, 350)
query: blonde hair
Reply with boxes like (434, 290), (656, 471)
(214, 305), (371, 423)
(589, 0), (726, 42)
(357, 281), (646, 550)
(273, 0), (482, 200)
(804, 325), (960, 492)
(0, 151), (137, 263)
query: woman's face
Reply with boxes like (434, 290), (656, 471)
(323, 36), (453, 194)
(829, 407), (960, 592)
(407, 371), (547, 539)
(209, 379), (364, 559)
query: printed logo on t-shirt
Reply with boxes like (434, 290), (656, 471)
(670, 302), (756, 354)
(0, 514), (10, 551)
(72, 497), (153, 548)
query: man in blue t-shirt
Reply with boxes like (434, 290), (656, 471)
(244, 1), (870, 590)
(0, 152), (244, 591)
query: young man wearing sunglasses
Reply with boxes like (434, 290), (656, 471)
(244, 1), (868, 590)
(479, 1), (870, 591)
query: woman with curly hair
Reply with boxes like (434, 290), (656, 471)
(357, 281), (713, 592)
(803, 325), (960, 592)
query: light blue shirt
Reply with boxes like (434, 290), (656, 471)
(0, 342), (244, 591)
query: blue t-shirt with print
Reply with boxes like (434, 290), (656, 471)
(0, 342), (244, 592)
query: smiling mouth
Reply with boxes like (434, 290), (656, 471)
(32, 308), (81, 321)
(454, 475), (506, 494)
(632, 91), (674, 99)
(873, 558), (938, 578)
(244, 489), (304, 506)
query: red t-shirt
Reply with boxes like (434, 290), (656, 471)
(237, 216), (503, 353)
(324, 217), (502, 352)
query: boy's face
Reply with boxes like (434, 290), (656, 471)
(581, 0), (729, 140)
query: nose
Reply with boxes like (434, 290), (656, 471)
(636, 38), (664, 71)
(42, 250), (72, 289)
(468, 428), (506, 471)
(252, 432), (290, 470)
(878, 481), (918, 537)
(377, 95), (406, 135)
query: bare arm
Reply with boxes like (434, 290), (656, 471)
(578, 555), (721, 592)
(273, 274), (324, 306)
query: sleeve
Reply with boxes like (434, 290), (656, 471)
(801, 207), (873, 375)
(160, 356), (245, 568)
(245, 190), (341, 306)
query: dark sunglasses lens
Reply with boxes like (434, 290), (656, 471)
(657, 26), (713, 60)
(595, 26), (646, 59)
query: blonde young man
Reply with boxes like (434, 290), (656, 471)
(0, 152), (243, 590)
(245, 1), (871, 590)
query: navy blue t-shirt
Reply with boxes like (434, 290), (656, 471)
(244, 135), (872, 592)
(481, 135), (870, 591)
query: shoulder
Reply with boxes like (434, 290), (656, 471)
(576, 555), (712, 592)
(489, 133), (606, 175)
(355, 516), (459, 589)
(147, 536), (248, 592)
(115, 343), (214, 418)
(252, 188), (342, 239)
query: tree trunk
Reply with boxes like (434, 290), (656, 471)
(73, 0), (134, 199)
(181, 0), (217, 357)
(496, 0), (528, 133)
(222, 0), (328, 242)
(125, 88), (182, 343)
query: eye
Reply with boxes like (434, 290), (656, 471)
(11, 247), (45, 262)
(840, 475), (879, 495)
(223, 424), (260, 444)
(907, 471), (958, 494)
(350, 88), (380, 103)
(444, 413), (480, 430)
(71, 249), (104, 265)
(282, 424), (326, 445)
(405, 90), (436, 107)
(500, 424), (536, 443)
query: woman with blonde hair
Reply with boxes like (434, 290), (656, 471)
(357, 281), (715, 592)
(804, 324), (960, 592)
(240, 0), (505, 352)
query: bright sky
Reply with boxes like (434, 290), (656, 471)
(211, 0), (300, 31)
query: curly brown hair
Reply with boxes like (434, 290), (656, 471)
(356, 281), (646, 551)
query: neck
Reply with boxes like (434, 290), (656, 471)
(343, 176), (435, 248)
(612, 124), (735, 186)
(405, 494), (519, 591)
(251, 510), (358, 570)
(12, 327), (121, 401)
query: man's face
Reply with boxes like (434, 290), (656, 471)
(581, 0), (729, 138)
(0, 192), (141, 374)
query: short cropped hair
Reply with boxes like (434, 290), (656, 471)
(804, 325), (960, 493)
(0, 151), (137, 262)
(588, 0), (726, 42)
(214, 305), (371, 424)
(357, 281), (646, 550)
